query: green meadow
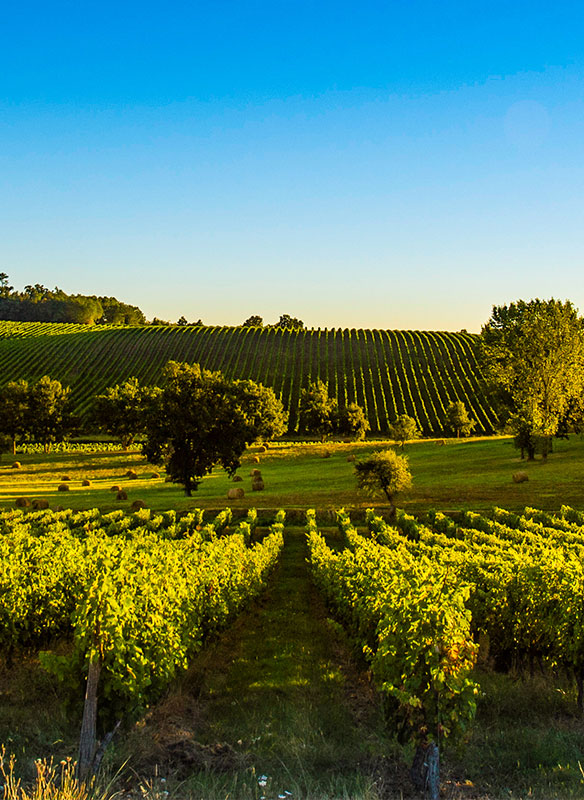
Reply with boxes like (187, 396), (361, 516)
(2, 434), (583, 515)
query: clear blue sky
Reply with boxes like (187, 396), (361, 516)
(2, 1), (583, 330)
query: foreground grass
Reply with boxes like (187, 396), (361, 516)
(1, 434), (584, 514)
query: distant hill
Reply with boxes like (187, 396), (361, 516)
(0, 321), (497, 435)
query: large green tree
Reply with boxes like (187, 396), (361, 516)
(28, 376), (77, 452)
(298, 379), (338, 440)
(0, 379), (30, 454)
(479, 299), (584, 458)
(143, 361), (285, 495)
(91, 377), (156, 448)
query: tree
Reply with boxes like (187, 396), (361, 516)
(242, 315), (263, 327)
(143, 362), (281, 495)
(273, 314), (304, 330)
(0, 273), (13, 298)
(232, 379), (287, 442)
(298, 380), (338, 440)
(177, 316), (188, 326)
(445, 401), (476, 439)
(0, 380), (29, 454)
(479, 299), (584, 458)
(337, 402), (369, 441)
(508, 412), (537, 460)
(28, 376), (77, 452)
(389, 414), (421, 448)
(91, 377), (155, 448)
(354, 449), (412, 518)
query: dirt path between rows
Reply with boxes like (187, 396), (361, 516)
(130, 528), (410, 797)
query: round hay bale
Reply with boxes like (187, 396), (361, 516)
(321, 451), (331, 459)
(252, 456), (260, 464)
(81, 479), (91, 487)
(11, 461), (21, 469)
(111, 484), (122, 492)
(435, 439), (446, 446)
(250, 468), (261, 477)
(227, 487), (245, 499)
(346, 454), (355, 462)
(116, 490), (128, 501)
(32, 499), (49, 510)
(57, 483), (70, 492)
(126, 469), (138, 479)
(131, 499), (147, 511)
(258, 445), (267, 453)
(61, 475), (72, 482)
(512, 471), (529, 484)
(233, 475), (243, 482)
(252, 478), (265, 491)
(15, 497), (30, 508)
(151, 472), (160, 479)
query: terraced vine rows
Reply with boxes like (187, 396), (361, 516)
(0, 321), (497, 433)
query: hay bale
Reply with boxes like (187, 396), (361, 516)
(116, 490), (128, 501)
(11, 461), (21, 469)
(435, 439), (446, 446)
(512, 471), (529, 484)
(61, 475), (72, 482)
(227, 487), (245, 499)
(258, 445), (267, 453)
(252, 456), (260, 464)
(111, 484), (122, 492)
(233, 475), (243, 482)
(250, 468), (262, 477)
(126, 469), (138, 479)
(346, 454), (355, 462)
(321, 450), (331, 459)
(32, 499), (49, 510)
(252, 478), (265, 491)
(81, 479), (91, 487)
(131, 499), (147, 510)
(151, 472), (160, 479)
(15, 497), (30, 507)
(57, 483), (70, 492)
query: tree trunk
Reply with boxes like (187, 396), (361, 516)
(12, 437), (16, 456)
(410, 742), (440, 799)
(576, 666), (583, 716)
(77, 657), (101, 781)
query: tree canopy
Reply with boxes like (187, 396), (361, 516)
(142, 361), (286, 495)
(298, 380), (338, 441)
(354, 449), (412, 516)
(92, 377), (157, 448)
(479, 298), (584, 456)
(389, 414), (421, 448)
(445, 401), (475, 439)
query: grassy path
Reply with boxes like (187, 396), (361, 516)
(133, 528), (403, 799)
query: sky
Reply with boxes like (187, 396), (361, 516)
(1, 1), (584, 331)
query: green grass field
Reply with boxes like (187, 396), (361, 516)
(2, 434), (583, 515)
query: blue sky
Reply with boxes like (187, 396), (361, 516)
(1, 1), (583, 330)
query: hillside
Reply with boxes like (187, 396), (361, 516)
(0, 321), (497, 434)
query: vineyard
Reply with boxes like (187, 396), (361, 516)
(0, 321), (497, 434)
(2, 502), (584, 796)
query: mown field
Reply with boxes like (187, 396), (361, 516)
(0, 320), (497, 434)
(2, 435), (582, 514)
